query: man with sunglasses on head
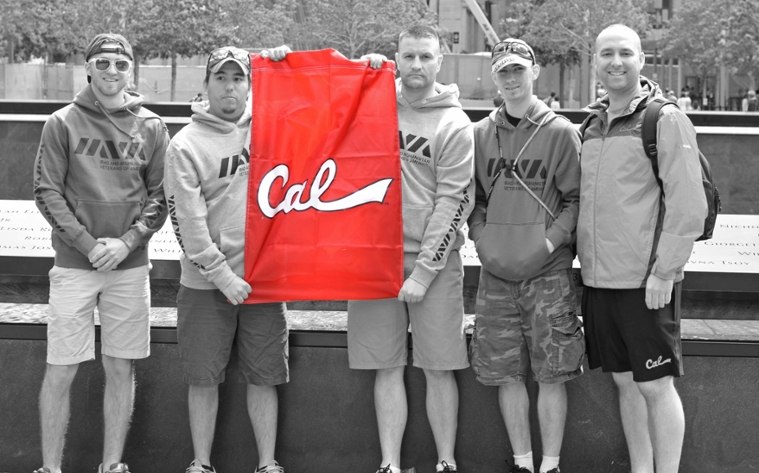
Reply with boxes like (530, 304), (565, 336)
(33, 33), (169, 473)
(577, 25), (706, 473)
(467, 38), (583, 473)
(164, 45), (290, 473)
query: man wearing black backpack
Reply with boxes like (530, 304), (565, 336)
(577, 25), (707, 473)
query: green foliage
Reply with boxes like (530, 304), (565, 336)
(501, 0), (649, 67)
(292, 0), (438, 59)
(222, 0), (297, 48)
(664, 0), (759, 80)
(1, 0), (78, 62)
(662, 0), (723, 79)
(0, 0), (232, 63)
(134, 0), (233, 59)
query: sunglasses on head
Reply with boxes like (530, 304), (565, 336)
(492, 40), (534, 63)
(90, 58), (131, 72)
(207, 47), (250, 69)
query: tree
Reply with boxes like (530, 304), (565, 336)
(1, 0), (81, 63)
(665, 0), (759, 94)
(725, 0), (759, 82)
(662, 0), (723, 100)
(221, 0), (297, 48)
(293, 0), (437, 59)
(132, 0), (233, 101)
(502, 0), (648, 107)
(501, 0), (580, 107)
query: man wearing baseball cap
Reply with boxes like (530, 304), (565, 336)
(33, 33), (169, 473)
(164, 45), (290, 473)
(467, 38), (584, 473)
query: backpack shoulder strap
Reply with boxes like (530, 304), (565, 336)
(641, 98), (678, 189)
(642, 98), (666, 160)
(640, 97), (679, 285)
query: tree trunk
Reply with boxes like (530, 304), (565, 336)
(579, 52), (588, 108)
(171, 54), (177, 102)
(559, 62), (565, 108)
(133, 53), (140, 94)
(588, 43), (596, 105)
(568, 66), (575, 109)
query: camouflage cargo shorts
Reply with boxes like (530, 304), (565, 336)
(470, 268), (585, 385)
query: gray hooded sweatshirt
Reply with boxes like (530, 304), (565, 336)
(164, 101), (252, 292)
(396, 79), (475, 288)
(33, 85), (169, 270)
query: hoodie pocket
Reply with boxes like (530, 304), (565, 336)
(75, 200), (140, 239)
(475, 222), (550, 280)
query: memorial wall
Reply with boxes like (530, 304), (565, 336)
(1, 108), (758, 472)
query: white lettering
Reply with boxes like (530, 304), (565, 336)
(645, 356), (672, 369)
(257, 159), (393, 218)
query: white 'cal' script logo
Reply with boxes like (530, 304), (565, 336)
(646, 356), (672, 370)
(257, 158), (393, 218)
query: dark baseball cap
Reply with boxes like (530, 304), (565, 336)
(85, 33), (134, 61)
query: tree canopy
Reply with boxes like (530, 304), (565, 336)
(292, 0), (437, 59)
(501, 0), (648, 66)
(663, 0), (759, 85)
(499, 0), (648, 105)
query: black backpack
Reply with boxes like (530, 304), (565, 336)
(642, 98), (721, 241)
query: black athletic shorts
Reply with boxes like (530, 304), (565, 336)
(581, 283), (683, 382)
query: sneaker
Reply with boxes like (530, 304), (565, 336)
(440, 461), (457, 472)
(186, 460), (216, 473)
(543, 469), (560, 473)
(505, 461), (531, 473)
(375, 466), (416, 473)
(255, 462), (284, 473)
(99, 464), (130, 473)
(32, 469), (51, 473)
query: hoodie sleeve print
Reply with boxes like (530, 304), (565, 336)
(409, 120), (475, 288)
(466, 124), (489, 244)
(119, 120), (170, 251)
(164, 141), (238, 292)
(33, 114), (99, 256)
(651, 108), (708, 280)
(545, 125), (581, 249)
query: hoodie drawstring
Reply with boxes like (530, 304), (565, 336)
(487, 114), (556, 219)
(94, 100), (138, 139)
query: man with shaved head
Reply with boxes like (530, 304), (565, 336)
(577, 24), (707, 473)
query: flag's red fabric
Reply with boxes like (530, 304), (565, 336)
(244, 49), (403, 303)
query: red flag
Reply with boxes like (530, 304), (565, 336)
(244, 49), (403, 303)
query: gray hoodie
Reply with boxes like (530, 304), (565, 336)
(164, 101), (252, 291)
(33, 85), (169, 270)
(468, 97), (580, 281)
(396, 79), (475, 288)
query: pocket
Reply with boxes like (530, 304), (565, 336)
(548, 311), (584, 371)
(526, 270), (582, 375)
(476, 223), (550, 280)
(545, 275), (584, 374)
(48, 265), (62, 279)
(75, 200), (140, 239)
